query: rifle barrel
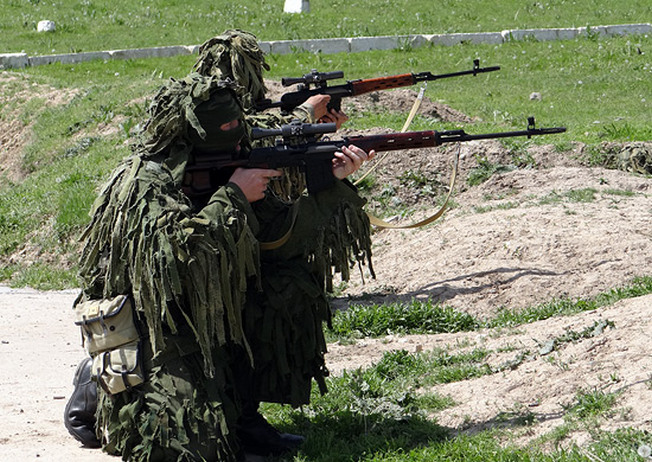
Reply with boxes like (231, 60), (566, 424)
(414, 65), (501, 82)
(339, 125), (566, 153)
(256, 61), (502, 112)
(435, 126), (566, 143)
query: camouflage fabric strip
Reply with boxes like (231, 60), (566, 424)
(78, 156), (259, 378)
(244, 180), (373, 405)
(243, 106), (315, 202)
(615, 143), (652, 174)
(243, 263), (329, 406)
(193, 29), (270, 111)
(98, 346), (239, 461)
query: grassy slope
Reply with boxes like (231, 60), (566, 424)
(1, 32), (649, 288)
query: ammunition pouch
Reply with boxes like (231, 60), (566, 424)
(74, 295), (145, 395)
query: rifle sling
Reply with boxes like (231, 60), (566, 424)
(259, 84), (455, 249)
(258, 201), (300, 251)
(366, 144), (459, 229)
(260, 144), (459, 251)
(359, 82), (458, 229)
(353, 84), (427, 186)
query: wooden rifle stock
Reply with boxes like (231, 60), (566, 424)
(348, 74), (418, 95)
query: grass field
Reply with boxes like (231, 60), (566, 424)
(2, 0), (650, 55)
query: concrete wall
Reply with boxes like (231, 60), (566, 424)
(1, 23), (650, 70)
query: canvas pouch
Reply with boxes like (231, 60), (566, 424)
(74, 295), (144, 394)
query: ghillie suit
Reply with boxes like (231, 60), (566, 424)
(193, 30), (375, 408)
(615, 142), (652, 175)
(77, 75), (256, 461)
(75, 69), (373, 460)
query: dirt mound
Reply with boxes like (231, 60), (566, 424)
(0, 72), (79, 182)
(341, 148), (651, 318)
(327, 294), (652, 442)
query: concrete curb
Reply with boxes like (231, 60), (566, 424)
(1, 23), (649, 70)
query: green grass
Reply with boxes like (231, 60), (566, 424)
(488, 275), (652, 327)
(537, 188), (599, 205)
(330, 276), (652, 341)
(466, 155), (515, 186)
(3, 0), (650, 55)
(473, 201), (519, 214)
(264, 34), (651, 144)
(6, 262), (79, 289)
(330, 298), (479, 339)
(252, 277), (652, 461)
(258, 318), (650, 461)
(565, 388), (619, 420)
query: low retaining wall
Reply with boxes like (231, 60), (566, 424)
(1, 23), (649, 70)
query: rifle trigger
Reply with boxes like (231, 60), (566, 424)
(473, 59), (480, 75)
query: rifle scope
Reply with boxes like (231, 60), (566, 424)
(252, 122), (337, 140)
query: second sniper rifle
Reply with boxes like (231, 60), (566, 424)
(256, 59), (500, 113)
(185, 118), (566, 196)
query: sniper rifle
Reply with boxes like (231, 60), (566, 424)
(256, 59), (500, 113)
(184, 118), (566, 196)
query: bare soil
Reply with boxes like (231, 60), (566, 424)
(0, 75), (650, 460)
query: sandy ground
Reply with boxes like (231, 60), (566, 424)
(0, 287), (114, 461)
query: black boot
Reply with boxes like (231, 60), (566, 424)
(236, 403), (305, 456)
(64, 357), (101, 448)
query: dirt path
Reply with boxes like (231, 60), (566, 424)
(0, 288), (114, 461)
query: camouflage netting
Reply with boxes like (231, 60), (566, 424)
(244, 179), (373, 406)
(193, 29), (269, 113)
(615, 142), (652, 175)
(191, 30), (375, 405)
(79, 65), (373, 393)
(77, 74), (261, 461)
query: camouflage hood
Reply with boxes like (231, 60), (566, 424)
(134, 73), (243, 180)
(193, 29), (269, 111)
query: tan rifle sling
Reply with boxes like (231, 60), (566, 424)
(365, 145), (459, 229)
(357, 83), (459, 229)
(258, 202), (299, 251)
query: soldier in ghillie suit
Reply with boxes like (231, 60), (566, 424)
(66, 69), (374, 461)
(192, 30), (368, 455)
(193, 29), (350, 201)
